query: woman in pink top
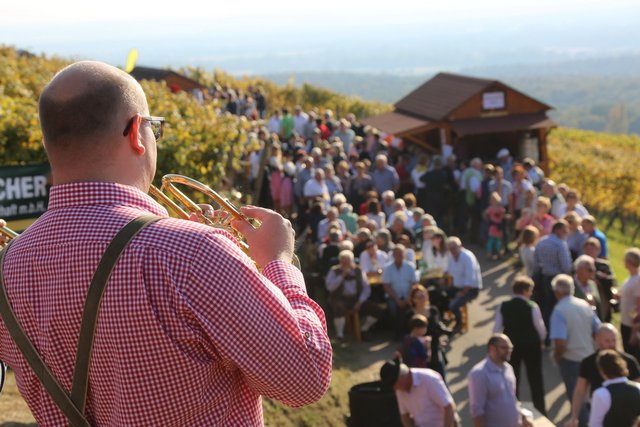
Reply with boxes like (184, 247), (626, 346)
(516, 196), (554, 236)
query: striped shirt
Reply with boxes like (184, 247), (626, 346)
(0, 182), (332, 426)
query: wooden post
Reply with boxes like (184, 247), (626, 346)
(252, 140), (272, 205)
(538, 127), (550, 175)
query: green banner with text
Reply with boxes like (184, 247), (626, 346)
(0, 164), (51, 221)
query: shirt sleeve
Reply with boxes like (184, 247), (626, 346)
(325, 268), (342, 292)
(469, 176), (480, 193)
(559, 241), (573, 273)
(382, 265), (392, 284)
(493, 304), (504, 333)
(428, 372), (455, 407)
(588, 387), (611, 427)
(591, 312), (602, 334)
(549, 308), (567, 340)
(396, 391), (409, 415)
(462, 253), (476, 287)
(468, 369), (488, 418)
(531, 303), (547, 341)
(359, 252), (373, 273)
(358, 270), (371, 304)
(183, 231), (332, 407)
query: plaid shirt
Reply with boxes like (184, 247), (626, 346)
(0, 182), (332, 426)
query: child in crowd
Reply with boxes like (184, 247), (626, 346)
(400, 314), (431, 368)
(519, 226), (539, 277)
(484, 192), (506, 260)
(279, 162), (295, 219)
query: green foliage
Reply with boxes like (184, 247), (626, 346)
(0, 46), (67, 164)
(0, 46), (388, 191)
(548, 127), (640, 224)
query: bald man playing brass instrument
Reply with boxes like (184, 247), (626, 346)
(0, 61), (332, 425)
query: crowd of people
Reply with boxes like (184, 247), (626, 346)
(2, 78), (640, 426)
(232, 103), (640, 426)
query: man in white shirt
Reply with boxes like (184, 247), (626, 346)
(303, 168), (330, 209)
(359, 239), (389, 274)
(445, 236), (482, 332)
(380, 358), (456, 427)
(293, 105), (308, 137)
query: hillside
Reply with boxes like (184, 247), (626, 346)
(261, 61), (640, 135)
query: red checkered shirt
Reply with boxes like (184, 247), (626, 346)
(0, 182), (332, 426)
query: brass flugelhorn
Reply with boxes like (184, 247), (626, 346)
(149, 174), (253, 255)
(149, 174), (301, 269)
(0, 224), (19, 245)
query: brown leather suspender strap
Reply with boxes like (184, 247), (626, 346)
(0, 215), (161, 426)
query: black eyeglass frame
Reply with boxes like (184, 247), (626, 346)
(123, 115), (165, 140)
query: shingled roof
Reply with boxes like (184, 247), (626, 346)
(129, 66), (205, 90)
(394, 72), (520, 121)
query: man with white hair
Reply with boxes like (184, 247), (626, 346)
(303, 168), (330, 208)
(380, 190), (397, 218)
(317, 206), (347, 241)
(332, 118), (356, 153)
(371, 154), (399, 195)
(549, 274), (601, 407)
(565, 323), (640, 427)
(388, 198), (415, 230)
(445, 236), (482, 333)
(325, 250), (382, 341)
(497, 148), (513, 182)
(383, 244), (419, 340)
(573, 255), (603, 320)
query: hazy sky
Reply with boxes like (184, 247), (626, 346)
(3, 0), (639, 73)
(3, 0), (637, 25)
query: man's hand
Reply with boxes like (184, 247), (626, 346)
(232, 206), (295, 268)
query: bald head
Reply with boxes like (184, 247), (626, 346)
(595, 323), (619, 350)
(39, 61), (145, 150)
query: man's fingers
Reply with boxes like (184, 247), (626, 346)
(239, 205), (277, 221)
(231, 218), (254, 237)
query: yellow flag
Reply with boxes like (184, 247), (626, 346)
(125, 48), (138, 73)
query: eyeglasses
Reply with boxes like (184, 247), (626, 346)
(123, 115), (165, 141)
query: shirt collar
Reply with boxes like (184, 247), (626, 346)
(485, 357), (506, 373)
(410, 369), (423, 388)
(47, 182), (168, 217)
(602, 377), (628, 386)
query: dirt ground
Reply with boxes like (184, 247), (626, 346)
(338, 250), (568, 426)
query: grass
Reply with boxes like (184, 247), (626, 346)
(1, 338), (393, 426)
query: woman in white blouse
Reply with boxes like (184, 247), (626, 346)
(423, 229), (448, 272)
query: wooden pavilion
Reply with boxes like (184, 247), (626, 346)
(362, 72), (556, 172)
(129, 66), (206, 93)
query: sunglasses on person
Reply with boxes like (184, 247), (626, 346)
(123, 115), (165, 141)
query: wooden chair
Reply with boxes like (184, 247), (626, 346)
(444, 303), (469, 332)
(345, 310), (362, 342)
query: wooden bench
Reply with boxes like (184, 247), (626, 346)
(444, 303), (469, 332)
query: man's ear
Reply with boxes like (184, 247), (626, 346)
(128, 115), (145, 155)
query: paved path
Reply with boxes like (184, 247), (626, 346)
(348, 249), (570, 426)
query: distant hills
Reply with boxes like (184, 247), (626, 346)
(260, 55), (640, 135)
